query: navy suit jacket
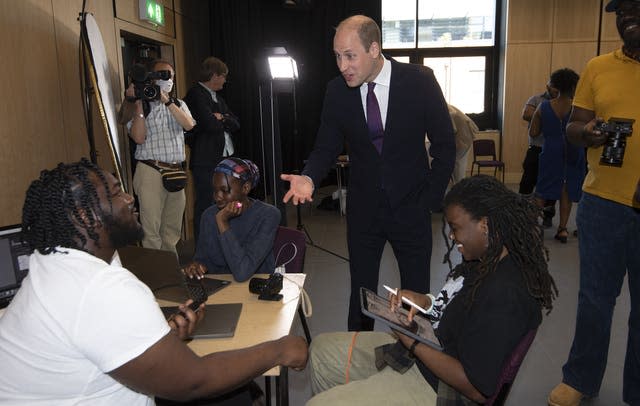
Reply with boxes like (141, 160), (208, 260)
(303, 59), (455, 224)
(183, 84), (240, 168)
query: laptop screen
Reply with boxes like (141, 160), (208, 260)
(0, 225), (31, 308)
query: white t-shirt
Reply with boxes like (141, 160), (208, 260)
(0, 248), (171, 405)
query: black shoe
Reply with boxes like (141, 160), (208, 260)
(554, 227), (568, 244)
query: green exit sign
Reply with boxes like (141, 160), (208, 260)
(139, 0), (165, 26)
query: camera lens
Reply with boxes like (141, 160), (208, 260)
(143, 85), (158, 100)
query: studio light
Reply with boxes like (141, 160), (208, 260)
(267, 56), (298, 79)
(256, 48), (299, 226)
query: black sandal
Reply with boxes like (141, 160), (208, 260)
(554, 227), (568, 244)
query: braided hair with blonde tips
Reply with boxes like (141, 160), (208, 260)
(21, 158), (111, 255)
(441, 175), (558, 313)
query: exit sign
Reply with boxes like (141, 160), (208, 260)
(139, 0), (165, 26)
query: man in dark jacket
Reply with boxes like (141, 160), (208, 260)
(184, 57), (240, 242)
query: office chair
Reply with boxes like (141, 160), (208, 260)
(263, 226), (313, 406)
(272, 226), (312, 344)
(484, 328), (538, 406)
(471, 139), (505, 182)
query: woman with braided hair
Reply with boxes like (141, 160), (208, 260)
(307, 175), (558, 405)
(183, 157), (281, 282)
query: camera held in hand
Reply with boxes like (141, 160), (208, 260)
(596, 117), (634, 167)
(129, 63), (171, 101)
(249, 273), (283, 301)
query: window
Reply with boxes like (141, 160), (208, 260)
(382, 0), (500, 129)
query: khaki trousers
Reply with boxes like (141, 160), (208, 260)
(307, 332), (436, 405)
(133, 162), (185, 254)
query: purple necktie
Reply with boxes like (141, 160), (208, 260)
(367, 82), (384, 154)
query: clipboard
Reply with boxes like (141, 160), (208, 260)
(360, 287), (442, 351)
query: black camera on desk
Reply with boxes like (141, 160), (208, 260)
(249, 273), (283, 301)
(596, 117), (634, 167)
(129, 63), (171, 101)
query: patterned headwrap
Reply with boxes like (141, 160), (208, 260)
(214, 157), (260, 189)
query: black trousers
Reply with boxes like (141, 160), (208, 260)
(192, 165), (217, 244)
(519, 145), (542, 195)
(519, 146), (556, 216)
(346, 191), (432, 331)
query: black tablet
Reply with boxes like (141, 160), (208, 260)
(360, 287), (442, 351)
(161, 303), (242, 339)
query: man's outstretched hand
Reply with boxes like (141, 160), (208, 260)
(280, 174), (314, 205)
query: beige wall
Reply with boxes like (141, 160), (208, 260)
(0, 0), (209, 230)
(502, 0), (621, 183)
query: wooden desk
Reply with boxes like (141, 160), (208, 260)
(158, 273), (306, 406)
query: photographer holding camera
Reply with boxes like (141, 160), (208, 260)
(121, 60), (195, 254)
(548, 1), (640, 405)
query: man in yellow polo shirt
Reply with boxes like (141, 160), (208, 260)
(548, 1), (640, 405)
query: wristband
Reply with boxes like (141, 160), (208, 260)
(425, 293), (436, 313)
(409, 339), (420, 355)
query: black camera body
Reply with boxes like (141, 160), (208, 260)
(249, 273), (283, 301)
(595, 117), (634, 167)
(129, 64), (171, 101)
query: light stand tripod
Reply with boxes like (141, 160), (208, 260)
(295, 198), (349, 262)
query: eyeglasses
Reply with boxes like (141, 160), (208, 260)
(616, 2), (640, 16)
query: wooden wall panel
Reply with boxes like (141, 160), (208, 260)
(502, 44), (552, 183)
(601, 6), (620, 42)
(553, 0), (600, 41)
(600, 40), (622, 55)
(0, 0), (67, 224)
(551, 42), (597, 73)
(502, 0), (614, 184)
(0, 0), (207, 227)
(507, 0), (554, 43)
(52, 0), (119, 173)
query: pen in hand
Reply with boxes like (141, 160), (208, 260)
(383, 284), (428, 314)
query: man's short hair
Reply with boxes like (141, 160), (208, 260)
(357, 17), (382, 52)
(198, 57), (229, 82)
(149, 59), (175, 72)
(338, 15), (382, 53)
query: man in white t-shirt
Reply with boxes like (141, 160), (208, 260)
(0, 159), (307, 405)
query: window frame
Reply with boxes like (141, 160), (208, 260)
(381, 1), (502, 130)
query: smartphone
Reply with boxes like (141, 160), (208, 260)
(165, 278), (209, 321)
(184, 277), (208, 311)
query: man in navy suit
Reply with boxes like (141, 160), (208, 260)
(281, 15), (455, 331)
(184, 57), (240, 242)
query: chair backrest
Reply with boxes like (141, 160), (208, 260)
(272, 226), (306, 274)
(473, 139), (498, 161)
(484, 328), (538, 406)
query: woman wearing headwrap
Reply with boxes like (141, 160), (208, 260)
(183, 157), (281, 281)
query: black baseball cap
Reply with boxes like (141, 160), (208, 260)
(606, 0), (640, 12)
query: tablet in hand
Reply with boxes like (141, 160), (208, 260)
(360, 287), (442, 351)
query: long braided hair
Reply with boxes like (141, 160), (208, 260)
(22, 159), (111, 254)
(441, 175), (558, 313)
